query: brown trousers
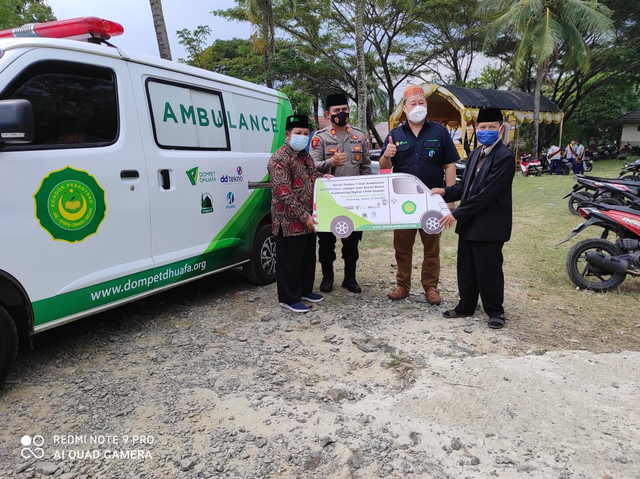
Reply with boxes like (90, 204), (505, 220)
(393, 229), (441, 291)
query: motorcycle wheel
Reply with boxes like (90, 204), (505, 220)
(585, 162), (593, 173)
(568, 192), (591, 216)
(597, 197), (624, 207)
(566, 238), (626, 292)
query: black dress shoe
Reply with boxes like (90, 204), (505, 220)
(342, 278), (362, 293)
(320, 277), (333, 292)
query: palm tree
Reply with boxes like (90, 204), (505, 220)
(355, 0), (367, 131)
(149, 0), (172, 60)
(481, 0), (613, 156)
(245, 0), (276, 88)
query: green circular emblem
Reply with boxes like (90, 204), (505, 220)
(402, 201), (417, 215)
(34, 167), (106, 242)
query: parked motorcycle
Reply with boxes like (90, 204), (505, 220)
(619, 159), (640, 180)
(598, 143), (619, 159)
(558, 204), (640, 291)
(564, 175), (640, 215)
(520, 153), (543, 176)
(592, 181), (640, 210)
(560, 157), (573, 175)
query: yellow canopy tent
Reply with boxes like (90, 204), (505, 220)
(389, 84), (564, 159)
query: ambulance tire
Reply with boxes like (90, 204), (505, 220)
(243, 223), (277, 285)
(331, 216), (354, 239)
(421, 211), (444, 235)
(0, 305), (18, 387)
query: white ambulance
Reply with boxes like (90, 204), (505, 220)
(0, 17), (292, 385)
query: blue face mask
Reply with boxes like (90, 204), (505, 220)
(289, 134), (309, 151)
(476, 129), (500, 146)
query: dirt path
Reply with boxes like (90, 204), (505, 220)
(1, 263), (639, 479)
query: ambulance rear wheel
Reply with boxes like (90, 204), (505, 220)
(243, 223), (277, 285)
(421, 211), (444, 234)
(331, 216), (354, 239)
(0, 305), (18, 387)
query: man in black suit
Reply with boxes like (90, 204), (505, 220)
(430, 108), (515, 329)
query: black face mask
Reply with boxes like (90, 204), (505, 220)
(331, 111), (349, 127)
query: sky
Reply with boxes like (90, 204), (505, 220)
(46, 0), (251, 61)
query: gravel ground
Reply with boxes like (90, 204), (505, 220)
(1, 266), (639, 479)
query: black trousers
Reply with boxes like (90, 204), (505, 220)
(317, 231), (363, 279)
(455, 237), (505, 318)
(275, 232), (317, 304)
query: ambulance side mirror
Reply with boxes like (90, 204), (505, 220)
(0, 99), (35, 148)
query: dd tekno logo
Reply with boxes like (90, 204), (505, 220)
(34, 167), (106, 242)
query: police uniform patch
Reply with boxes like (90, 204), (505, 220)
(351, 135), (359, 140)
(355, 154), (361, 162)
(328, 147), (337, 154)
(353, 146), (362, 151)
(311, 137), (319, 149)
(346, 127), (351, 133)
(330, 129), (336, 135)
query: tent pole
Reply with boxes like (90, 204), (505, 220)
(559, 117), (564, 148)
(515, 120), (520, 162)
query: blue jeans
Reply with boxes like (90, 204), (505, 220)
(549, 159), (561, 175)
(571, 158), (584, 174)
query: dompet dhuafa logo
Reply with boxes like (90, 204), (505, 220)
(34, 167), (106, 243)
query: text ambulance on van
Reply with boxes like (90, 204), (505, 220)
(0, 17), (293, 385)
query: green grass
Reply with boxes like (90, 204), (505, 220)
(387, 353), (412, 368)
(360, 158), (640, 352)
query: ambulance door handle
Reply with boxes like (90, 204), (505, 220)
(160, 169), (171, 190)
(120, 170), (139, 179)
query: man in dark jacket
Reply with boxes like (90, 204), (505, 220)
(430, 108), (515, 329)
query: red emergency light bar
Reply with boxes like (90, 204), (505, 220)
(0, 17), (124, 41)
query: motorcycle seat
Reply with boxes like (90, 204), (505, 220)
(577, 175), (640, 187)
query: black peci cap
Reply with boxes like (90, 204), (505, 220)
(477, 108), (503, 124)
(285, 114), (310, 130)
(325, 93), (349, 109)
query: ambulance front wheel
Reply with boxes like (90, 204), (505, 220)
(331, 216), (354, 239)
(0, 305), (18, 387)
(243, 223), (277, 285)
(421, 211), (444, 235)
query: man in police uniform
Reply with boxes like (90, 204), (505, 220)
(310, 92), (372, 293)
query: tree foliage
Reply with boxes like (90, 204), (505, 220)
(180, 0), (640, 150)
(481, 0), (614, 155)
(0, 0), (55, 30)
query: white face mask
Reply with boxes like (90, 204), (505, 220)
(407, 105), (427, 123)
(289, 134), (308, 151)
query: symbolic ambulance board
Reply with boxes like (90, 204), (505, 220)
(313, 173), (450, 238)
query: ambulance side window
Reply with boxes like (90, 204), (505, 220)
(0, 61), (118, 149)
(392, 177), (422, 194)
(145, 79), (230, 151)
